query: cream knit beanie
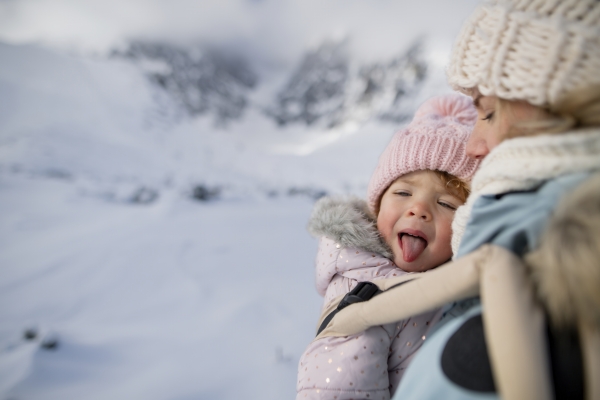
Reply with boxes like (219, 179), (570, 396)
(367, 94), (480, 214)
(447, 0), (600, 108)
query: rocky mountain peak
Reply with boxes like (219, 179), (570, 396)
(113, 37), (429, 129)
(267, 38), (428, 128)
(113, 41), (258, 126)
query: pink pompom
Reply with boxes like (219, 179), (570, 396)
(413, 93), (477, 125)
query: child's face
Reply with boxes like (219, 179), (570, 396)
(377, 170), (464, 273)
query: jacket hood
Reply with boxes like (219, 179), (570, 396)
(307, 196), (393, 259)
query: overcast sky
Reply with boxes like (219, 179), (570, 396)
(0, 0), (480, 65)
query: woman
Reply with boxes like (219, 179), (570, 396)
(315, 1), (600, 399)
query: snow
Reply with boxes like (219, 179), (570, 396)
(0, 175), (321, 399)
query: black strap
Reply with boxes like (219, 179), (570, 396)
(316, 279), (416, 337)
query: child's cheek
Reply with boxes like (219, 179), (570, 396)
(437, 215), (455, 253)
(378, 225), (394, 250)
(376, 212), (393, 244)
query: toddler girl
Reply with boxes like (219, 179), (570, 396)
(296, 93), (480, 400)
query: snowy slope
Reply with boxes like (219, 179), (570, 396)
(0, 175), (320, 399)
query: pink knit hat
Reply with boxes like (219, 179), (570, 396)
(367, 93), (479, 214)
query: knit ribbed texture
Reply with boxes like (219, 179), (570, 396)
(447, 0), (600, 108)
(367, 94), (480, 214)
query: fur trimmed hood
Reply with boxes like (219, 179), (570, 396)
(307, 196), (393, 260)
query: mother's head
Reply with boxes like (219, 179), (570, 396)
(447, 0), (600, 159)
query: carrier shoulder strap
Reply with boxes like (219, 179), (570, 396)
(315, 279), (415, 336)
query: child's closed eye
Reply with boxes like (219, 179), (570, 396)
(394, 191), (411, 197)
(438, 201), (457, 211)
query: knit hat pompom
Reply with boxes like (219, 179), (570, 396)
(414, 93), (478, 126)
(367, 93), (480, 214)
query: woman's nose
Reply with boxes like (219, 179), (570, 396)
(466, 131), (490, 160)
(466, 139), (489, 159)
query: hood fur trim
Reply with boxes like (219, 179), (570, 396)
(307, 196), (393, 259)
(525, 172), (600, 329)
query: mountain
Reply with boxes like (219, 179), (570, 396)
(268, 38), (428, 128)
(266, 40), (349, 127)
(0, 36), (453, 205)
(113, 41), (258, 126)
(112, 37), (430, 129)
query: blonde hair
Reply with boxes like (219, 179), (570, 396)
(497, 84), (600, 139)
(432, 170), (470, 204)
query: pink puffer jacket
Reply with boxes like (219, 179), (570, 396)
(296, 198), (442, 400)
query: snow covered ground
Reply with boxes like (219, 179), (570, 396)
(0, 174), (320, 399)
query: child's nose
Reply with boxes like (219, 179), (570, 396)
(406, 203), (432, 221)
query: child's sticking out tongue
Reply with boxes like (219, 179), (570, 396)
(401, 234), (427, 262)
